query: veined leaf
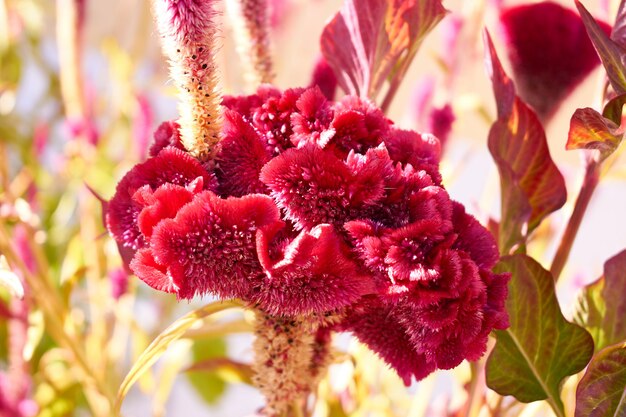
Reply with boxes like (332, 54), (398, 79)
(484, 31), (567, 254)
(115, 300), (242, 414)
(486, 255), (594, 417)
(567, 108), (623, 162)
(576, 249), (626, 352)
(577, 0), (626, 95)
(575, 342), (626, 417)
(320, 0), (447, 100)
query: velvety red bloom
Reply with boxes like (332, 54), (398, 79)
(107, 84), (509, 385)
(254, 224), (373, 316)
(149, 120), (185, 156)
(106, 147), (215, 252)
(147, 191), (282, 299)
(500, 1), (611, 120)
(217, 110), (272, 196)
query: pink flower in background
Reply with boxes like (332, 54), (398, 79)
(106, 85), (508, 383)
(500, 1), (611, 120)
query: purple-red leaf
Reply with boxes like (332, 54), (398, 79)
(567, 107), (623, 162)
(576, 249), (626, 352)
(484, 31), (567, 254)
(320, 0), (447, 101)
(611, 0), (626, 48)
(577, 0), (626, 95)
(575, 342), (626, 417)
(486, 255), (594, 414)
(602, 93), (626, 125)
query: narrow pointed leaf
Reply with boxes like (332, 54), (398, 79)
(577, 0), (626, 95)
(611, 0), (626, 48)
(576, 249), (626, 351)
(320, 0), (447, 100)
(486, 255), (594, 415)
(186, 357), (254, 385)
(115, 300), (242, 414)
(567, 108), (623, 162)
(484, 32), (567, 254)
(575, 342), (626, 417)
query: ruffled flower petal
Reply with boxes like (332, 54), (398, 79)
(149, 191), (282, 299)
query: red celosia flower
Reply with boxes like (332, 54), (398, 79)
(106, 84), (509, 384)
(147, 191), (282, 299)
(106, 147), (216, 252)
(500, 1), (611, 120)
(149, 120), (185, 156)
(254, 224), (372, 316)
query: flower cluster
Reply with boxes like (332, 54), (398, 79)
(106, 85), (509, 383)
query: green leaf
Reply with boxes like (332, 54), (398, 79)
(575, 342), (626, 417)
(602, 93), (626, 125)
(486, 255), (594, 417)
(576, 249), (626, 351)
(115, 300), (242, 414)
(321, 0), (447, 100)
(577, 0), (626, 95)
(187, 357), (254, 385)
(484, 32), (567, 254)
(186, 338), (228, 404)
(567, 108), (623, 162)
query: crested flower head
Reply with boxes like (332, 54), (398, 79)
(106, 85), (508, 385)
(500, 1), (611, 120)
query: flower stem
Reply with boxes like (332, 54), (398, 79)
(550, 160), (600, 281)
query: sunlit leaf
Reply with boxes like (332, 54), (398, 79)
(320, 0), (447, 100)
(486, 255), (594, 416)
(187, 337), (228, 404)
(115, 300), (242, 414)
(567, 108), (623, 162)
(577, 0), (626, 95)
(575, 342), (626, 417)
(576, 249), (626, 352)
(484, 31), (567, 254)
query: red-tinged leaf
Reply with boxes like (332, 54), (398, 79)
(576, 249), (626, 352)
(484, 31), (567, 254)
(320, 0), (447, 100)
(577, 0), (626, 95)
(486, 255), (594, 416)
(575, 342), (626, 417)
(567, 108), (623, 162)
(602, 93), (626, 125)
(611, 0), (626, 48)
(483, 31), (515, 118)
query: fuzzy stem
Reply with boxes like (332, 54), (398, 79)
(550, 160), (600, 281)
(226, 0), (274, 88)
(252, 313), (327, 416)
(152, 0), (223, 162)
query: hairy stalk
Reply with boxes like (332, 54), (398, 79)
(252, 313), (332, 417)
(152, 0), (223, 161)
(226, 0), (274, 87)
(550, 160), (600, 281)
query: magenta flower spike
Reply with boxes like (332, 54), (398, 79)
(500, 1), (611, 120)
(153, 0), (223, 161)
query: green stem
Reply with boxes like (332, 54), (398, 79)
(550, 160), (600, 281)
